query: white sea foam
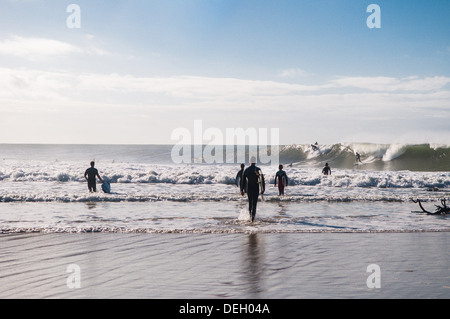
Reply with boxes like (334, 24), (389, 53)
(0, 200), (449, 234)
(1, 159), (449, 188)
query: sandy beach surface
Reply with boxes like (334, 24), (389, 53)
(0, 231), (448, 299)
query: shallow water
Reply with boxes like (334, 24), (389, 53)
(1, 198), (449, 234)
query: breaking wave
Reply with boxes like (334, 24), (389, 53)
(0, 143), (449, 204)
(280, 143), (450, 171)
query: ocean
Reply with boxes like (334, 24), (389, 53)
(0, 143), (449, 299)
(1, 143), (449, 233)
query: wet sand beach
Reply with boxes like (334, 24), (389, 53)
(1, 231), (448, 299)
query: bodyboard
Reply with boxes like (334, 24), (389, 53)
(102, 182), (111, 194)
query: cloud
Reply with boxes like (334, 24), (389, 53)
(0, 35), (109, 60)
(331, 76), (450, 92)
(1, 67), (449, 104)
(278, 68), (309, 78)
(1, 67), (449, 144)
(1, 68), (449, 121)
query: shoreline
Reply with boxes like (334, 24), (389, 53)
(2, 227), (450, 234)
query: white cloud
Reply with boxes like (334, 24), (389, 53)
(0, 36), (80, 58)
(1, 67), (449, 144)
(278, 68), (309, 78)
(0, 35), (110, 60)
(331, 76), (450, 92)
(1, 68), (449, 110)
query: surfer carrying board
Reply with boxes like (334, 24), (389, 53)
(274, 164), (289, 196)
(240, 156), (265, 222)
(84, 161), (104, 192)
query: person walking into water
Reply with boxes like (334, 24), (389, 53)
(84, 161), (104, 192)
(274, 164), (288, 196)
(322, 163), (331, 175)
(235, 163), (245, 191)
(240, 156), (265, 222)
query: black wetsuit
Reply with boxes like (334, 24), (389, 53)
(236, 168), (245, 189)
(85, 167), (99, 192)
(322, 165), (331, 175)
(241, 164), (265, 221)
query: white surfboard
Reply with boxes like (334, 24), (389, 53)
(256, 169), (264, 201)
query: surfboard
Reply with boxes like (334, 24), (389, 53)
(310, 144), (319, 151)
(235, 175), (241, 187)
(256, 169), (264, 201)
(102, 182), (111, 194)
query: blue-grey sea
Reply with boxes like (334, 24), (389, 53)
(0, 143), (449, 299)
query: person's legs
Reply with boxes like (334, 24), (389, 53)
(247, 187), (259, 221)
(88, 180), (96, 192)
(247, 192), (253, 215)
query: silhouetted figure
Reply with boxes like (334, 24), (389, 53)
(235, 163), (246, 192)
(322, 163), (331, 175)
(274, 164), (288, 196)
(241, 157), (265, 222)
(84, 161), (104, 192)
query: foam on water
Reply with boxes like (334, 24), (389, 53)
(1, 160), (449, 188)
(1, 200), (449, 234)
(0, 144), (449, 234)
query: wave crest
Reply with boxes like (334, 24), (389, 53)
(280, 143), (450, 171)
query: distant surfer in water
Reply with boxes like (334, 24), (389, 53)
(241, 156), (265, 222)
(84, 161), (104, 192)
(322, 163), (331, 175)
(356, 152), (362, 163)
(274, 164), (288, 196)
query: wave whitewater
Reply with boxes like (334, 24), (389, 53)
(280, 143), (450, 171)
(2, 226), (446, 234)
(1, 162), (449, 188)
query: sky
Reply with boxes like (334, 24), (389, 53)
(0, 0), (449, 145)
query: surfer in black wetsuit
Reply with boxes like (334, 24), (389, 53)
(322, 163), (331, 175)
(356, 152), (362, 163)
(235, 163), (246, 191)
(84, 161), (104, 192)
(274, 164), (288, 196)
(240, 157), (265, 222)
